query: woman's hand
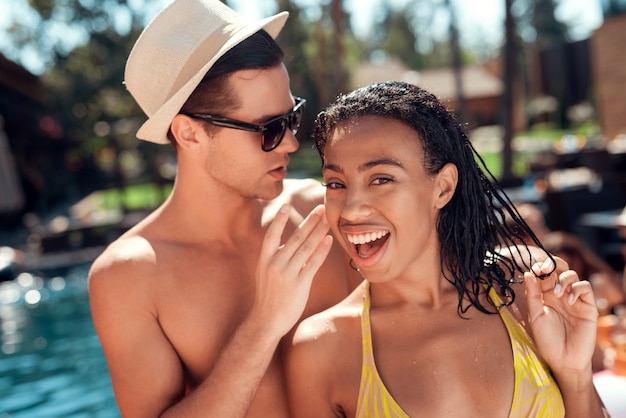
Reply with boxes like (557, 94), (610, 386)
(523, 257), (599, 376)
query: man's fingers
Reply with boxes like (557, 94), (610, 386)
(261, 204), (331, 275)
(298, 235), (333, 281)
(261, 203), (292, 259)
(278, 205), (328, 260)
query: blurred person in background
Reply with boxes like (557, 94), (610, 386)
(502, 202), (549, 246)
(514, 202), (551, 242)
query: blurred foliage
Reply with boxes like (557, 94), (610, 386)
(0, 0), (610, 220)
(514, 0), (569, 45)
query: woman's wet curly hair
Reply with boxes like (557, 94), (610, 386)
(313, 81), (554, 315)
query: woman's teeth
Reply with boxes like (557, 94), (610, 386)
(346, 231), (389, 245)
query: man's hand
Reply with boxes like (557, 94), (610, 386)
(253, 204), (333, 337)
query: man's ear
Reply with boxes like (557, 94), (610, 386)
(434, 163), (458, 209)
(170, 114), (201, 150)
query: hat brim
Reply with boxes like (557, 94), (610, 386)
(136, 12), (288, 144)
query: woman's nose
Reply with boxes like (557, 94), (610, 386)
(340, 185), (373, 222)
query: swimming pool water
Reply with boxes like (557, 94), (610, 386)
(0, 264), (120, 417)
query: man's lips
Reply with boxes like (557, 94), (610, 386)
(269, 166), (288, 179)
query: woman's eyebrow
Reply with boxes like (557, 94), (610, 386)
(323, 158), (404, 174)
(359, 158), (404, 171)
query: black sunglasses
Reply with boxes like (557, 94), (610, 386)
(181, 97), (306, 152)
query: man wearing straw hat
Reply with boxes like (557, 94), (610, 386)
(88, 1), (356, 416)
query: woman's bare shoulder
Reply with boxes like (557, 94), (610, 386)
(291, 282), (365, 348)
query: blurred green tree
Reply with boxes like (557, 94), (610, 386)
(7, 0), (175, 208)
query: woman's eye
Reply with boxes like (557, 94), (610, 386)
(322, 181), (344, 190)
(372, 177), (393, 185)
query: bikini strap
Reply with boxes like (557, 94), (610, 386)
(361, 282), (374, 364)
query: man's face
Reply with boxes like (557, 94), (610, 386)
(192, 64), (300, 200)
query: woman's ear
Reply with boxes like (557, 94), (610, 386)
(170, 114), (201, 150)
(434, 163), (458, 209)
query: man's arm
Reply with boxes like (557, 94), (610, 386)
(90, 204), (333, 417)
(89, 251), (187, 417)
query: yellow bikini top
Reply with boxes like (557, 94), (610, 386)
(355, 283), (565, 417)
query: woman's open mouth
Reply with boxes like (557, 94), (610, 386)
(346, 231), (390, 259)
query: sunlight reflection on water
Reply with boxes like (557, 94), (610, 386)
(0, 264), (119, 417)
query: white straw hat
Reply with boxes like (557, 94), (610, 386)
(124, 0), (288, 144)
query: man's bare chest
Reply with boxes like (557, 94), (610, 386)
(152, 248), (261, 381)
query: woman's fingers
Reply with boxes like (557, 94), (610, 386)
(523, 271), (545, 322)
(552, 269), (580, 297)
(567, 280), (596, 306)
(525, 265), (596, 311)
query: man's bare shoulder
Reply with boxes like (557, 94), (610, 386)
(281, 178), (325, 215)
(88, 230), (160, 296)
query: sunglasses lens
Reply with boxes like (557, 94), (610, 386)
(289, 106), (303, 134)
(261, 99), (305, 152)
(262, 119), (288, 151)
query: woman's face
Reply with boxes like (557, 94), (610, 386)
(322, 115), (456, 283)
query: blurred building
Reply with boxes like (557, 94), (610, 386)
(591, 13), (626, 141)
(352, 56), (508, 130)
(525, 39), (592, 129)
(0, 53), (74, 227)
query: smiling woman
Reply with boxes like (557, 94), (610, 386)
(285, 81), (609, 418)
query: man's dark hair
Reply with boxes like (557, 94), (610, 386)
(167, 29), (284, 146)
(313, 81), (553, 315)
